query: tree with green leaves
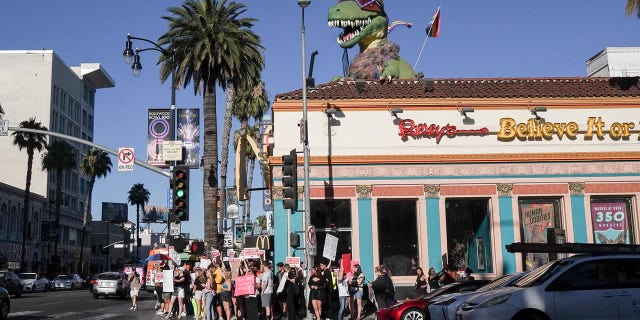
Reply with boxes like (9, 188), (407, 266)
(11, 118), (48, 272)
(78, 149), (112, 272)
(41, 139), (76, 272)
(127, 183), (150, 259)
(158, 0), (264, 249)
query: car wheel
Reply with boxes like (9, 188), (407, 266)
(401, 308), (424, 320)
(0, 299), (8, 320)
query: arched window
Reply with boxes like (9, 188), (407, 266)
(10, 205), (18, 239)
(0, 203), (7, 239)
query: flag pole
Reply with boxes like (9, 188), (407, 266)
(413, 35), (430, 70)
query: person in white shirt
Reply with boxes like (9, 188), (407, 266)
(261, 261), (274, 320)
(336, 267), (350, 320)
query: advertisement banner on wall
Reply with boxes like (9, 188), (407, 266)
(143, 205), (169, 223)
(591, 202), (629, 244)
(520, 202), (555, 270)
(176, 108), (200, 168)
(101, 202), (128, 223)
(147, 109), (173, 167)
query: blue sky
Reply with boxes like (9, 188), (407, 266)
(1, 1), (637, 239)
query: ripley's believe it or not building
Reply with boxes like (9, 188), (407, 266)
(269, 47), (640, 289)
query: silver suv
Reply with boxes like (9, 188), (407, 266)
(92, 272), (129, 299)
(456, 253), (640, 320)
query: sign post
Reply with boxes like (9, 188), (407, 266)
(307, 225), (317, 256)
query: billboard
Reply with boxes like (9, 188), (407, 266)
(147, 109), (174, 167)
(177, 108), (200, 168)
(143, 205), (169, 223)
(101, 202), (128, 223)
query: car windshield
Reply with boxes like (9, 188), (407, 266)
(511, 259), (573, 287)
(18, 273), (36, 279)
(98, 273), (120, 280)
(56, 275), (73, 280)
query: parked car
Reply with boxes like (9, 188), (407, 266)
(92, 272), (130, 299)
(51, 274), (83, 290)
(375, 280), (490, 320)
(0, 271), (23, 298)
(456, 254), (640, 320)
(18, 273), (50, 293)
(425, 272), (528, 320)
(0, 286), (9, 320)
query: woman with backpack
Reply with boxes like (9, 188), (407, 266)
(127, 270), (141, 311)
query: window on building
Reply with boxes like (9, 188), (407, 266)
(445, 198), (493, 273)
(518, 198), (562, 271)
(0, 203), (7, 238)
(311, 200), (352, 261)
(377, 200), (418, 276)
(590, 197), (634, 245)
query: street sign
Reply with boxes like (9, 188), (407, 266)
(224, 230), (233, 248)
(0, 119), (8, 136)
(162, 140), (183, 161)
(167, 189), (173, 209)
(169, 222), (181, 236)
(307, 225), (317, 256)
(117, 147), (135, 172)
(114, 243), (125, 249)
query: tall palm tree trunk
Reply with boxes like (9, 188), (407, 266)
(220, 84), (235, 234)
(136, 205), (140, 258)
(53, 169), (63, 274)
(78, 178), (96, 274)
(246, 157), (256, 222)
(203, 81), (220, 250)
(20, 150), (34, 272)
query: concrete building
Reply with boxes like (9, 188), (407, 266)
(586, 47), (640, 77)
(271, 75), (640, 296)
(0, 50), (114, 274)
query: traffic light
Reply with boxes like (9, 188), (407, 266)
(281, 149), (298, 211)
(290, 233), (300, 249)
(172, 165), (190, 221)
(191, 241), (205, 255)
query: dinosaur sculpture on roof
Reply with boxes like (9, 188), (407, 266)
(328, 0), (416, 80)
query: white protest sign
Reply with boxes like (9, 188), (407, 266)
(286, 256), (301, 268)
(323, 233), (338, 261)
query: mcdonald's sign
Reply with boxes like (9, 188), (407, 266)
(244, 235), (274, 251)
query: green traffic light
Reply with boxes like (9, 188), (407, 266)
(176, 189), (185, 198)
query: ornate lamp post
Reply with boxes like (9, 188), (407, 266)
(123, 34), (176, 252)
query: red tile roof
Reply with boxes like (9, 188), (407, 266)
(274, 77), (640, 101)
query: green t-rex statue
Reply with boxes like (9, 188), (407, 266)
(328, 0), (416, 80)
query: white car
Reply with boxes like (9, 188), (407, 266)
(51, 274), (83, 290)
(456, 254), (640, 320)
(18, 273), (49, 293)
(426, 272), (527, 320)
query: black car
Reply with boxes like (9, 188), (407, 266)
(0, 286), (9, 320)
(0, 271), (23, 298)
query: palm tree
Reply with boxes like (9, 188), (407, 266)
(78, 149), (112, 272)
(11, 118), (48, 272)
(127, 183), (150, 259)
(41, 140), (76, 273)
(627, 0), (640, 17)
(158, 0), (264, 249)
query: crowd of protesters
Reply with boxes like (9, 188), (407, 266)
(131, 255), (400, 320)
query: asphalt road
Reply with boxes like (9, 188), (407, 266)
(9, 288), (160, 319)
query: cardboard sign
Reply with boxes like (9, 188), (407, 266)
(286, 256), (301, 268)
(162, 270), (174, 292)
(234, 274), (256, 296)
(200, 258), (211, 269)
(323, 233), (338, 261)
(341, 254), (351, 273)
(241, 248), (260, 259)
(210, 249), (221, 258)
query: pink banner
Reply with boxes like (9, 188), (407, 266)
(234, 274), (255, 296)
(591, 202), (629, 244)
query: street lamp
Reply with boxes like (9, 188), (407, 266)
(123, 33), (177, 248)
(298, 1), (313, 319)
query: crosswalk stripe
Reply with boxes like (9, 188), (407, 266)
(82, 313), (124, 320)
(9, 310), (42, 316)
(49, 311), (79, 318)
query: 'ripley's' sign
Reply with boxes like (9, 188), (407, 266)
(398, 117), (639, 143)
